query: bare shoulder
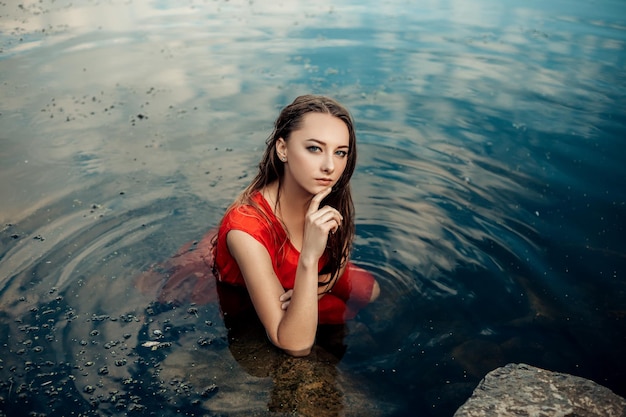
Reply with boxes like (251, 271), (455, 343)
(226, 230), (282, 291)
(227, 230), (271, 264)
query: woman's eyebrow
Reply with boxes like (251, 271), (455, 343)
(305, 138), (349, 148)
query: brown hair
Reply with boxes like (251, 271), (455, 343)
(235, 95), (357, 289)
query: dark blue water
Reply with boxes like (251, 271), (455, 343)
(1, 0), (625, 416)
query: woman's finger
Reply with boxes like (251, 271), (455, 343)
(311, 207), (342, 230)
(307, 187), (333, 215)
(280, 289), (293, 310)
(309, 205), (343, 224)
(279, 289), (294, 302)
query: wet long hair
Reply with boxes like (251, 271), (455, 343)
(229, 95), (357, 289)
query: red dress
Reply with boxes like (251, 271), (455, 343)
(214, 191), (376, 324)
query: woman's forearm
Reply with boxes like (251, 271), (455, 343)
(274, 258), (319, 355)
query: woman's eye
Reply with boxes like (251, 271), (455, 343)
(335, 150), (348, 157)
(307, 146), (321, 152)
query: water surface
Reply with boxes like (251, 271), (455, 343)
(1, 0), (625, 416)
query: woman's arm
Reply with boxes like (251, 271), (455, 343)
(279, 260), (347, 309)
(227, 231), (318, 356)
(227, 187), (342, 357)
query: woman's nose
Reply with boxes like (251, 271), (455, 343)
(321, 153), (335, 174)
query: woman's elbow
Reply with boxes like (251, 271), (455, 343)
(283, 346), (312, 357)
(269, 334), (313, 357)
(274, 339), (314, 357)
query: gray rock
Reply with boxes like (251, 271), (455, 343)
(455, 363), (626, 417)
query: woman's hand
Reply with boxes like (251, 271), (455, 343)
(280, 289), (293, 310)
(279, 285), (332, 310)
(300, 187), (343, 266)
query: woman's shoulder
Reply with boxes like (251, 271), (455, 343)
(225, 191), (267, 217)
(221, 191), (275, 233)
(218, 190), (286, 257)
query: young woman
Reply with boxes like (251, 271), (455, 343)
(212, 95), (380, 357)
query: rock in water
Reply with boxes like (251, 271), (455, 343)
(455, 363), (626, 417)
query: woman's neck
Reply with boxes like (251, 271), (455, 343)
(263, 180), (311, 250)
(266, 180), (310, 217)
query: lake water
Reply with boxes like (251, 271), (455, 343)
(1, 0), (625, 416)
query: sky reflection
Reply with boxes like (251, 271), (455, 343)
(1, 0), (626, 415)
(2, 0), (624, 272)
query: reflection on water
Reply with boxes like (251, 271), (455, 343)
(1, 0), (625, 415)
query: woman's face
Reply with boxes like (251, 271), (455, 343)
(277, 112), (350, 196)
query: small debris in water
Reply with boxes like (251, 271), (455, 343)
(200, 384), (219, 398)
(104, 340), (120, 349)
(141, 341), (172, 351)
(91, 314), (110, 321)
(197, 337), (212, 347)
(128, 403), (146, 412)
(120, 313), (139, 323)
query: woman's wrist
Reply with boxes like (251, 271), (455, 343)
(297, 251), (319, 269)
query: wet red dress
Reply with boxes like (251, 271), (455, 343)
(214, 191), (376, 324)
